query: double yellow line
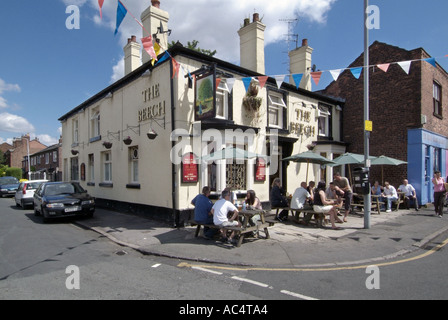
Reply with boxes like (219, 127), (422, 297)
(178, 238), (448, 272)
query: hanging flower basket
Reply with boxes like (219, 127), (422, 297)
(123, 136), (132, 145)
(71, 149), (79, 155)
(103, 141), (113, 149)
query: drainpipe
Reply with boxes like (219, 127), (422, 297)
(170, 54), (178, 227)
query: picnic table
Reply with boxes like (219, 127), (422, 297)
(192, 209), (271, 247)
(350, 192), (405, 214)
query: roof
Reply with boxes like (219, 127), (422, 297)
(59, 43), (344, 122)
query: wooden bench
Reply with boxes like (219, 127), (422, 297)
(271, 207), (325, 227)
(190, 213), (271, 247)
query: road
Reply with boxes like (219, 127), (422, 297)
(1, 197), (447, 303)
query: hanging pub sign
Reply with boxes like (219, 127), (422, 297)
(255, 157), (266, 182)
(194, 65), (217, 121)
(182, 153), (198, 183)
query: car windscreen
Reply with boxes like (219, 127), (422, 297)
(0, 178), (19, 184)
(27, 182), (45, 190)
(44, 183), (85, 196)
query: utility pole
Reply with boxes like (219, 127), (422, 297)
(364, 0), (371, 229)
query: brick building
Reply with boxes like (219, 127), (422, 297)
(4, 134), (47, 170)
(324, 41), (448, 205)
(24, 141), (62, 181)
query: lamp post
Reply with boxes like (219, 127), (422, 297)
(364, 0), (371, 229)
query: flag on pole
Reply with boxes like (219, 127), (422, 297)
(98, 0), (104, 19)
(114, 1), (128, 35)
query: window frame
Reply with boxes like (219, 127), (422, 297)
(267, 91), (287, 129)
(433, 81), (443, 119)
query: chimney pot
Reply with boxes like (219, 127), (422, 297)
(151, 0), (160, 8)
(253, 13), (260, 22)
(302, 39), (308, 47)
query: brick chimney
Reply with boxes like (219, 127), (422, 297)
(141, 0), (170, 64)
(289, 39), (314, 90)
(238, 13), (266, 74)
(124, 35), (142, 75)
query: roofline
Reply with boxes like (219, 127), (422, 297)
(59, 43), (344, 121)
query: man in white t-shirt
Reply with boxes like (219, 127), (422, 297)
(382, 181), (398, 213)
(398, 179), (419, 211)
(290, 182), (311, 210)
(212, 189), (241, 243)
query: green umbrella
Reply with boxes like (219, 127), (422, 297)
(283, 151), (336, 183)
(329, 153), (377, 184)
(371, 155), (407, 185)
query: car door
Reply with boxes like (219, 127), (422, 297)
(15, 183), (24, 205)
(33, 184), (44, 212)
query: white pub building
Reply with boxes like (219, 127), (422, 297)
(59, 1), (346, 225)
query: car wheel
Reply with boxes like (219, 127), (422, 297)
(21, 200), (27, 210)
(41, 208), (49, 223)
(34, 204), (40, 216)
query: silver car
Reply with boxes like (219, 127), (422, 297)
(15, 180), (48, 209)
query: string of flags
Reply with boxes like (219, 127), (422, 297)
(104, 0), (448, 93)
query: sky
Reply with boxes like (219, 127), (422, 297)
(0, 0), (447, 147)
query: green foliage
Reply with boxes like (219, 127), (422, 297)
(5, 167), (22, 180)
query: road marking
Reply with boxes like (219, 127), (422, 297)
(152, 263), (161, 268)
(192, 266), (223, 275)
(281, 290), (319, 301)
(177, 237), (448, 272)
(231, 276), (270, 288)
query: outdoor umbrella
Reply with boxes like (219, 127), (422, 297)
(329, 153), (377, 183)
(283, 151), (336, 183)
(201, 147), (266, 162)
(370, 155), (408, 185)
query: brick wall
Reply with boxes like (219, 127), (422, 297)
(324, 41), (448, 188)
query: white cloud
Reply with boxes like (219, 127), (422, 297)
(81, 0), (336, 79)
(0, 112), (35, 134)
(36, 134), (59, 146)
(110, 57), (124, 84)
(0, 78), (21, 109)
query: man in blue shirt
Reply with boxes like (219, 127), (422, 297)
(191, 186), (216, 239)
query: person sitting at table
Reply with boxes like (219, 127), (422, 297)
(191, 186), (216, 239)
(307, 181), (316, 205)
(212, 189), (241, 244)
(398, 179), (419, 211)
(313, 181), (343, 230)
(325, 182), (344, 212)
(381, 181), (398, 213)
(245, 190), (262, 227)
(219, 186), (237, 205)
(371, 181), (385, 211)
(291, 182), (312, 210)
(270, 178), (289, 222)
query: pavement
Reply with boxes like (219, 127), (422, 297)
(74, 205), (448, 268)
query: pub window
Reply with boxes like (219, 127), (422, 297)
(318, 106), (331, 137)
(216, 81), (230, 119)
(72, 119), (79, 145)
(70, 157), (79, 181)
(433, 82), (442, 118)
(102, 151), (112, 183)
(129, 147), (139, 184)
(268, 92), (286, 129)
(88, 154), (95, 183)
(91, 108), (101, 139)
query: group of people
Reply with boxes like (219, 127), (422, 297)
(372, 179), (419, 212)
(271, 173), (352, 230)
(191, 187), (263, 244)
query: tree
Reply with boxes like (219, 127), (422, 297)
(169, 40), (217, 57)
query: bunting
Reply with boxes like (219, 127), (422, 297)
(172, 58), (180, 79)
(258, 76), (268, 89)
(114, 1), (127, 35)
(350, 67), (363, 79)
(311, 71), (322, 85)
(98, 0), (104, 19)
(329, 69), (342, 81)
(141, 35), (158, 61)
(398, 61), (412, 75)
(242, 77), (253, 92)
(291, 73), (303, 89)
(377, 63), (390, 73)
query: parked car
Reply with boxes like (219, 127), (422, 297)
(15, 180), (48, 209)
(33, 182), (95, 223)
(0, 176), (20, 198)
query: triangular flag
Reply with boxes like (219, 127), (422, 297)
(258, 76), (268, 89)
(242, 77), (253, 92)
(350, 67), (363, 79)
(377, 64), (390, 73)
(151, 42), (161, 66)
(172, 58), (180, 79)
(291, 74), (303, 89)
(215, 78), (222, 90)
(141, 36), (158, 61)
(329, 69), (342, 81)
(275, 75), (286, 89)
(114, 1), (128, 35)
(398, 61), (412, 75)
(98, 0), (104, 19)
(424, 58), (436, 68)
(155, 52), (170, 66)
(311, 72), (323, 86)
(226, 78), (236, 92)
